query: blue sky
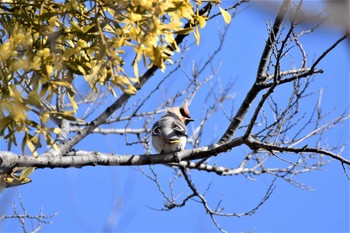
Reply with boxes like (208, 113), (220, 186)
(0, 1), (349, 232)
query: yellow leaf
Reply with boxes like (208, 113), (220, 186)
(53, 127), (61, 134)
(31, 136), (39, 144)
(3, 176), (15, 183)
(45, 64), (53, 76)
(219, 6), (231, 24)
(71, 21), (84, 34)
(77, 65), (86, 75)
(67, 91), (78, 112)
(133, 61), (139, 80)
(50, 81), (73, 89)
(124, 85), (137, 95)
(118, 76), (131, 85)
(167, 22), (183, 30)
(4, 176), (32, 187)
(52, 143), (59, 151)
(41, 113), (50, 123)
(174, 27), (194, 35)
(129, 77), (139, 83)
(194, 26), (200, 46)
(108, 85), (117, 97)
(153, 47), (162, 68)
(20, 167), (35, 180)
(8, 85), (22, 100)
(20, 177), (32, 184)
(198, 16), (206, 29)
(52, 111), (78, 121)
(26, 137), (38, 157)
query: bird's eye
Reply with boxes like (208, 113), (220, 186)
(184, 119), (191, 125)
(153, 126), (161, 134)
(172, 123), (184, 132)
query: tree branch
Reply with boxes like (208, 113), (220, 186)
(69, 126), (149, 135)
(48, 3), (214, 156)
(1, 134), (348, 173)
(0, 138), (245, 172)
(245, 136), (350, 165)
(217, 0), (291, 145)
(256, 0), (291, 81)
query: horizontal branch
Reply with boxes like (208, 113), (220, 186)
(69, 127), (149, 135)
(261, 68), (323, 83)
(0, 138), (245, 172)
(170, 161), (265, 176)
(1, 134), (348, 173)
(71, 109), (166, 126)
(245, 137), (350, 165)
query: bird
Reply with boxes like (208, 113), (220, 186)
(151, 102), (194, 153)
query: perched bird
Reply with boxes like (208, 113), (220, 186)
(151, 102), (194, 153)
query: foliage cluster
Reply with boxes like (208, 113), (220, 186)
(0, 0), (228, 154)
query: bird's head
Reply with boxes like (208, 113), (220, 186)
(166, 102), (194, 125)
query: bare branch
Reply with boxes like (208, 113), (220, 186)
(0, 192), (57, 232)
(245, 136), (350, 165)
(70, 126), (149, 135)
(309, 34), (348, 72)
(256, 0), (291, 81)
(178, 166), (276, 232)
(217, 0), (292, 145)
(208, 0), (250, 21)
(289, 114), (350, 148)
(54, 119), (70, 144)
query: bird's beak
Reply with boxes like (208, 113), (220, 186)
(185, 118), (194, 125)
(169, 139), (180, 144)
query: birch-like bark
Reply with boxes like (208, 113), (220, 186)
(1, 136), (349, 173)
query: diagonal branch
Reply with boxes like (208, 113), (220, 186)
(289, 114), (350, 148)
(244, 10), (296, 138)
(309, 34), (348, 72)
(217, 0), (291, 145)
(179, 166), (276, 232)
(256, 0), (291, 81)
(49, 63), (158, 156)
